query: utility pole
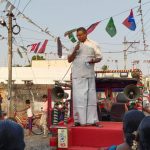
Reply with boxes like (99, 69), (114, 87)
(123, 37), (140, 69)
(7, 12), (14, 117)
(138, 0), (147, 50)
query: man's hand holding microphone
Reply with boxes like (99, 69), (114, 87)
(73, 41), (80, 56)
(68, 42), (80, 63)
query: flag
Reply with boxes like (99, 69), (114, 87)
(68, 33), (77, 43)
(106, 17), (117, 37)
(57, 37), (62, 58)
(122, 9), (136, 31)
(20, 46), (27, 51)
(34, 42), (41, 53)
(37, 39), (48, 53)
(64, 28), (77, 37)
(30, 43), (39, 52)
(87, 21), (100, 34)
(17, 48), (23, 58)
(5, 1), (15, 12)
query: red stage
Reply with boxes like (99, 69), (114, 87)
(52, 121), (124, 150)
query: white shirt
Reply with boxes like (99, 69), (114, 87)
(27, 107), (33, 117)
(69, 39), (102, 79)
(143, 96), (150, 116)
(43, 101), (48, 112)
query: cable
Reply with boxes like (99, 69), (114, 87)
(60, 63), (72, 82)
(21, 0), (32, 14)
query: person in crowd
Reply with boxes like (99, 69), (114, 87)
(138, 116), (150, 150)
(67, 27), (102, 126)
(142, 96), (150, 116)
(0, 94), (3, 118)
(0, 119), (25, 150)
(101, 110), (145, 150)
(25, 99), (33, 136)
(40, 94), (48, 137)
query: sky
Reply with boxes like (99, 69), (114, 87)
(0, 0), (150, 75)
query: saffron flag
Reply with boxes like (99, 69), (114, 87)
(68, 33), (77, 43)
(106, 17), (117, 37)
(122, 9), (136, 31)
(57, 37), (62, 58)
(87, 21), (100, 34)
(37, 39), (48, 53)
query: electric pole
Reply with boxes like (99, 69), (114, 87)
(7, 12), (14, 117)
(123, 37), (140, 69)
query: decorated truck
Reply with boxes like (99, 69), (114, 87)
(48, 69), (144, 150)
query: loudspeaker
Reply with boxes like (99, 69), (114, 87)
(51, 86), (68, 101)
(123, 84), (140, 101)
(116, 93), (128, 103)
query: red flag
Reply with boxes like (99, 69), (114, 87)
(37, 39), (48, 53)
(30, 43), (39, 52)
(86, 21), (100, 34)
(34, 42), (41, 53)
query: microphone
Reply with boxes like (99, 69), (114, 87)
(77, 41), (80, 45)
(74, 41), (80, 54)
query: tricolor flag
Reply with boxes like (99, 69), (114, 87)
(122, 9), (136, 31)
(86, 21), (100, 34)
(37, 39), (48, 53)
(68, 33), (77, 43)
(64, 28), (77, 37)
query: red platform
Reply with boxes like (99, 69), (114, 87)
(55, 121), (124, 150)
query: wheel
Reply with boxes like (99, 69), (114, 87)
(32, 118), (43, 135)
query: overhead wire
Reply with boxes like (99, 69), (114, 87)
(21, 0), (32, 14)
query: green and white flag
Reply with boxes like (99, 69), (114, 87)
(106, 17), (117, 37)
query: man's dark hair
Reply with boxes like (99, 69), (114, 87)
(25, 99), (30, 104)
(77, 27), (87, 33)
(123, 110), (145, 147)
(138, 116), (150, 150)
(42, 94), (47, 99)
(0, 120), (25, 149)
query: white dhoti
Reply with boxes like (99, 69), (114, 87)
(40, 112), (48, 135)
(72, 77), (98, 125)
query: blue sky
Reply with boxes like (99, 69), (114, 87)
(0, 0), (150, 75)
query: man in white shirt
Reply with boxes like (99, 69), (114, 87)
(68, 27), (102, 126)
(26, 99), (33, 136)
(40, 95), (48, 137)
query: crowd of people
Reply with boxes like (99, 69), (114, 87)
(100, 109), (150, 150)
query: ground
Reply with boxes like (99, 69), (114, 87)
(24, 130), (50, 150)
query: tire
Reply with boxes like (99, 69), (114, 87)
(32, 118), (43, 135)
